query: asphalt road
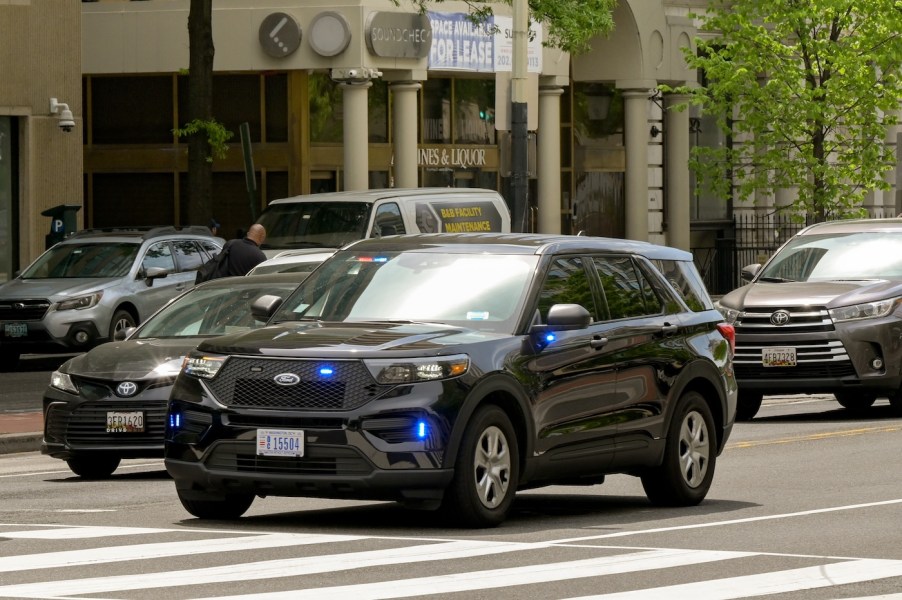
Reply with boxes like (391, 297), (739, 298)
(1, 381), (901, 598)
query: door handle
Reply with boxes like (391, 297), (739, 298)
(590, 336), (608, 349)
(660, 323), (678, 336)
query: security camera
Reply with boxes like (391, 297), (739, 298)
(49, 98), (75, 133)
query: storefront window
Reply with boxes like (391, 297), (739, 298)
(454, 79), (495, 144)
(93, 76), (173, 144)
(422, 78), (451, 143)
(309, 73), (343, 143)
(369, 80), (388, 143)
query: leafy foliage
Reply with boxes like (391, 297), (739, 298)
(675, 0), (902, 221)
(395, 0), (617, 55)
(173, 118), (233, 163)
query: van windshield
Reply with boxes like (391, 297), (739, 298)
(256, 202), (370, 250)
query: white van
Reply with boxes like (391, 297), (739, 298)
(255, 188), (511, 257)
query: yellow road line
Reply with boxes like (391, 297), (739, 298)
(727, 425), (902, 449)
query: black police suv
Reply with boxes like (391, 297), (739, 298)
(165, 233), (737, 527)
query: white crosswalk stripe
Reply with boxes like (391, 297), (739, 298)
(0, 524), (900, 600)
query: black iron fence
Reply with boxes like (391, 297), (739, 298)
(692, 213), (809, 295)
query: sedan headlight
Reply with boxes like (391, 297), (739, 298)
(181, 353), (227, 379)
(50, 370), (78, 394)
(56, 292), (103, 312)
(829, 298), (900, 323)
(364, 355), (469, 384)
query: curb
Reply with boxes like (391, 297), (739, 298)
(0, 433), (42, 455)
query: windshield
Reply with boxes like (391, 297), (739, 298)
(21, 242), (139, 278)
(137, 281), (298, 338)
(273, 250), (539, 333)
(256, 202), (370, 250)
(759, 231), (902, 282)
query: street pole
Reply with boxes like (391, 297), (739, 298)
(510, 0), (529, 233)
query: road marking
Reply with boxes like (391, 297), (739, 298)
(1, 526), (173, 540)
(547, 498), (902, 542)
(564, 558), (902, 599)
(727, 425), (902, 449)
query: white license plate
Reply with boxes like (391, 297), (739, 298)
(762, 346), (797, 367)
(257, 429), (305, 457)
(106, 411), (144, 433)
(4, 323), (27, 338)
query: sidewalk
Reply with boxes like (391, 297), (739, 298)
(0, 411), (43, 455)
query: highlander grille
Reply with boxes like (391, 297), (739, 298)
(735, 306), (833, 333)
(734, 339), (857, 380)
(50, 400), (168, 445)
(208, 357), (391, 411)
(0, 299), (51, 321)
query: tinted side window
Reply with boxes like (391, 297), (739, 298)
(536, 257), (598, 323)
(651, 259), (714, 312)
(592, 256), (664, 320)
(142, 242), (176, 273)
(173, 240), (205, 272)
(371, 202), (406, 236)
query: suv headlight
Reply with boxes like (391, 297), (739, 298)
(714, 300), (740, 324)
(181, 353), (227, 379)
(56, 292), (103, 312)
(50, 370), (78, 394)
(364, 355), (469, 384)
(829, 298), (900, 323)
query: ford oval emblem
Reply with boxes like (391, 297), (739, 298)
(116, 381), (138, 397)
(274, 373), (301, 386)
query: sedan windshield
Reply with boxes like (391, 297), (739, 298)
(273, 250), (539, 333)
(21, 243), (139, 278)
(760, 231), (902, 282)
(137, 282), (298, 338)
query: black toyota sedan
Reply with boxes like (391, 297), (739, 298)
(165, 234), (737, 527)
(42, 273), (305, 478)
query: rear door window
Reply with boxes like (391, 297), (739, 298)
(591, 256), (664, 320)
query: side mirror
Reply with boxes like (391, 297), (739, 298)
(143, 267), (168, 286)
(740, 264), (762, 282)
(251, 294), (284, 322)
(114, 326), (136, 341)
(525, 303), (592, 354)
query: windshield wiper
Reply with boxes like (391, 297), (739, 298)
(757, 276), (796, 283)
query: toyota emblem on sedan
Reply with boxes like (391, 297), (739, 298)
(116, 381), (138, 397)
(274, 373), (301, 386)
(770, 310), (791, 326)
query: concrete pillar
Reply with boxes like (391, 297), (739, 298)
(390, 82), (421, 189)
(538, 86), (564, 234)
(340, 81), (372, 191)
(664, 93), (690, 251)
(623, 89), (651, 242)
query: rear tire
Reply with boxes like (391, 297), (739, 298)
(735, 391), (763, 421)
(834, 392), (876, 413)
(641, 391), (716, 507)
(177, 489), (255, 520)
(440, 405), (518, 528)
(66, 456), (121, 479)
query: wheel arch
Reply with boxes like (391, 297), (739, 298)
(108, 303), (140, 338)
(665, 360), (730, 453)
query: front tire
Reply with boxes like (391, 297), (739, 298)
(735, 391), (763, 421)
(834, 391), (876, 413)
(177, 489), (255, 520)
(641, 391), (716, 507)
(66, 456), (121, 479)
(109, 309), (137, 341)
(441, 405), (518, 528)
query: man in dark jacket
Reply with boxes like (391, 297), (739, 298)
(222, 224), (267, 277)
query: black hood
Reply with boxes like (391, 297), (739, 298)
(63, 338), (204, 380)
(197, 321), (505, 358)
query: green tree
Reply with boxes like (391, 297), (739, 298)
(678, 0), (902, 222)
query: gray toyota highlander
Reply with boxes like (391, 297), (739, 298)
(716, 218), (902, 420)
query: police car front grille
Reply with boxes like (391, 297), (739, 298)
(0, 299), (51, 321)
(208, 357), (390, 411)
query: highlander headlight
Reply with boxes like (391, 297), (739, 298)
(714, 300), (741, 324)
(50, 370), (78, 394)
(56, 292), (103, 312)
(829, 298), (900, 323)
(364, 355), (469, 384)
(182, 353), (227, 379)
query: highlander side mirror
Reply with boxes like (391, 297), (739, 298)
(740, 264), (762, 282)
(251, 294), (284, 322)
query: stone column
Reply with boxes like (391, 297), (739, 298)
(623, 89), (651, 242)
(664, 93), (691, 251)
(340, 80), (372, 191)
(390, 82), (421, 189)
(538, 86), (564, 233)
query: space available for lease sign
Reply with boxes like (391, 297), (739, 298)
(427, 12), (542, 72)
(416, 201), (504, 233)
